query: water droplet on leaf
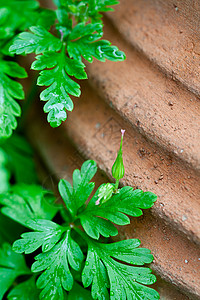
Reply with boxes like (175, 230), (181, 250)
(110, 291), (114, 296)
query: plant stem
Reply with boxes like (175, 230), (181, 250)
(114, 179), (119, 191)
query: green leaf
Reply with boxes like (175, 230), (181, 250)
(1, 133), (38, 184)
(59, 0), (119, 23)
(87, 0), (119, 23)
(88, 0), (119, 13)
(68, 22), (125, 62)
(7, 276), (40, 300)
(13, 219), (66, 254)
(32, 9), (56, 31)
(31, 49), (87, 127)
(0, 213), (25, 247)
(0, 1), (55, 56)
(0, 7), (10, 27)
(80, 232), (160, 300)
(0, 243), (30, 300)
(79, 211), (118, 240)
(31, 229), (84, 300)
(79, 186), (157, 239)
(56, 7), (72, 31)
(0, 1), (39, 47)
(68, 281), (93, 300)
(0, 148), (10, 193)
(82, 244), (109, 300)
(10, 26), (62, 55)
(0, 184), (58, 227)
(59, 179), (73, 214)
(8, 10), (125, 129)
(59, 160), (97, 216)
(0, 60), (27, 138)
(100, 239), (154, 265)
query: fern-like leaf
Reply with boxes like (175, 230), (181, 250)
(57, 0), (119, 23)
(9, 11), (125, 128)
(0, 184), (58, 226)
(68, 22), (125, 62)
(78, 186), (157, 239)
(0, 1), (55, 55)
(31, 229), (84, 300)
(79, 231), (160, 300)
(32, 50), (87, 127)
(58, 160), (97, 216)
(0, 60), (27, 138)
(10, 26), (62, 55)
(13, 219), (67, 254)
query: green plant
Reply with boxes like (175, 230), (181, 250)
(0, 131), (160, 299)
(0, 1), (161, 299)
(0, 0), (55, 138)
(0, 0), (125, 138)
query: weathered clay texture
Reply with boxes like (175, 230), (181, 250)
(106, 0), (200, 97)
(86, 17), (200, 174)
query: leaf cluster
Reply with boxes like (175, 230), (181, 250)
(0, 133), (40, 247)
(0, 159), (159, 299)
(8, 0), (125, 130)
(0, 133), (60, 299)
(0, 1), (160, 299)
(54, 0), (119, 23)
(0, 1), (55, 138)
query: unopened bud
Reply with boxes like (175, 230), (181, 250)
(112, 129), (125, 180)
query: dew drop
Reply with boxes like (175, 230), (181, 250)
(110, 291), (114, 296)
(44, 245), (49, 251)
(87, 56), (93, 62)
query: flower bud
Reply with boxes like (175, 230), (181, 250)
(112, 129), (125, 180)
